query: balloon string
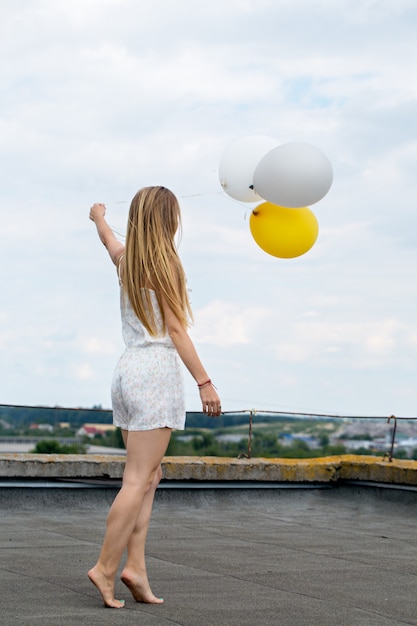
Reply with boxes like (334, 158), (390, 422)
(108, 225), (126, 239)
(104, 191), (251, 226)
(179, 191), (224, 198)
(104, 192), (224, 205)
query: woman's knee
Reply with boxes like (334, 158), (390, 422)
(144, 465), (162, 494)
(152, 465), (162, 489)
(123, 465), (160, 493)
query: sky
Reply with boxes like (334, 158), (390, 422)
(1, 0), (417, 418)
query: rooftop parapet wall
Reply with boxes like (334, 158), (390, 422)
(1, 454), (417, 486)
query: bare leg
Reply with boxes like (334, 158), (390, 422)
(121, 463), (164, 603)
(88, 428), (171, 608)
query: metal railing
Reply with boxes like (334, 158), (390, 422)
(1, 404), (417, 462)
(221, 410), (417, 462)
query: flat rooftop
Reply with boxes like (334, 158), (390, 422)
(1, 479), (417, 625)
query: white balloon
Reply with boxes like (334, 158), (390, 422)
(253, 142), (333, 208)
(219, 135), (279, 202)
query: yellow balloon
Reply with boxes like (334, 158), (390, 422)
(249, 202), (319, 258)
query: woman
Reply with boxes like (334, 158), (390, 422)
(88, 186), (221, 608)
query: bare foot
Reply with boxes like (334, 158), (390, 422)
(88, 566), (125, 608)
(121, 568), (164, 604)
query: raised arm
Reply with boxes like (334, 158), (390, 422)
(160, 293), (221, 417)
(89, 203), (125, 266)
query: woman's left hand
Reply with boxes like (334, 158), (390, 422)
(199, 384), (222, 417)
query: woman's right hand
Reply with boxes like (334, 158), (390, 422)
(89, 203), (106, 222)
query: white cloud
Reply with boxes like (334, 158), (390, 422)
(73, 363), (95, 381)
(191, 300), (272, 346)
(270, 315), (417, 370)
(1, 0), (417, 416)
(365, 319), (401, 353)
(82, 337), (118, 356)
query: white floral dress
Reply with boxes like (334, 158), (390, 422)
(111, 288), (186, 431)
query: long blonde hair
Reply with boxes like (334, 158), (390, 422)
(120, 186), (193, 336)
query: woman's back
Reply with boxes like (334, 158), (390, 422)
(120, 288), (174, 349)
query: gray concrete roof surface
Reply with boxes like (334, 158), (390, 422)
(0, 483), (416, 626)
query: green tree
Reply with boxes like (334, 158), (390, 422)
(191, 432), (220, 455)
(32, 440), (87, 454)
(319, 433), (330, 447)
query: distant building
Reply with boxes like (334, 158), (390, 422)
(29, 423), (54, 432)
(280, 433), (320, 448)
(215, 434), (247, 443)
(395, 437), (417, 457)
(342, 439), (374, 451)
(77, 424), (116, 438)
